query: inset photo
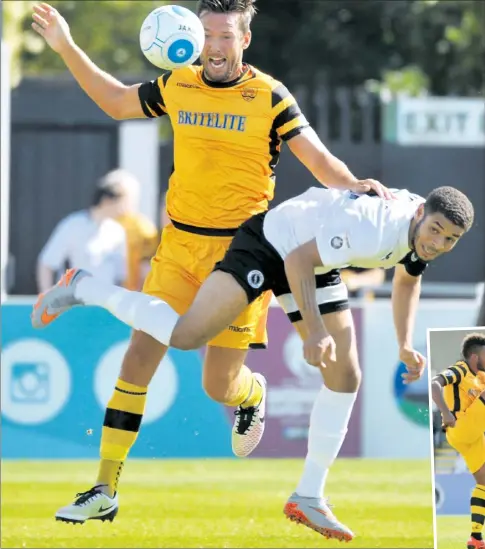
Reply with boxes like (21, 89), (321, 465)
(430, 327), (485, 549)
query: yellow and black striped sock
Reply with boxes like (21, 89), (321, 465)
(96, 378), (147, 497)
(471, 484), (485, 540)
(225, 365), (263, 408)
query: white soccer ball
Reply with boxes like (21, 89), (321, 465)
(140, 5), (205, 71)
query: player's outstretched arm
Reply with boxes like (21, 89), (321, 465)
(32, 3), (144, 119)
(431, 376), (456, 428)
(284, 240), (336, 368)
(287, 127), (393, 199)
(392, 264), (426, 383)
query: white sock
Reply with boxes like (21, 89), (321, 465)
(75, 277), (179, 346)
(295, 385), (357, 499)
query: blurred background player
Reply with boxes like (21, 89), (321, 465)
(30, 0), (390, 526)
(431, 333), (485, 549)
(36, 175), (128, 292)
(103, 169), (159, 291)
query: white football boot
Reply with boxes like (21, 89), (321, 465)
(232, 373), (267, 457)
(284, 492), (354, 542)
(55, 486), (118, 524)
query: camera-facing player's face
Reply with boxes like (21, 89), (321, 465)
(199, 11), (251, 83)
(413, 206), (465, 262)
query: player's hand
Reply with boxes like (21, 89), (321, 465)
(32, 3), (73, 54)
(350, 179), (395, 200)
(441, 410), (456, 428)
(303, 332), (336, 368)
(399, 347), (426, 384)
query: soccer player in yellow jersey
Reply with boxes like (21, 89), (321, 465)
(432, 334), (485, 549)
(32, 0), (392, 526)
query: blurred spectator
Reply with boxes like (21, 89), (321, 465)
(106, 170), (159, 290)
(36, 177), (128, 292)
(340, 267), (385, 298)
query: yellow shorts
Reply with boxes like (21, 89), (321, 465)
(447, 396), (485, 474)
(142, 223), (270, 350)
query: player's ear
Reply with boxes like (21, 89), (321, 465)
(242, 30), (251, 49)
(416, 203), (425, 221)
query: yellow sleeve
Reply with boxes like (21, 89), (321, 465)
(137, 71), (173, 118)
(438, 363), (467, 386)
(270, 82), (309, 141)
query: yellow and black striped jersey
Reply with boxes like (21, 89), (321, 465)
(138, 64), (309, 229)
(438, 360), (485, 418)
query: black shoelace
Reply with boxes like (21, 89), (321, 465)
(234, 406), (257, 434)
(74, 487), (101, 506)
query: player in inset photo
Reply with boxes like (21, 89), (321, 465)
(430, 328), (485, 549)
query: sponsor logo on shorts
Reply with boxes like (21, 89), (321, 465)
(228, 325), (251, 333)
(247, 270), (264, 289)
(468, 388), (480, 398)
(410, 252), (419, 262)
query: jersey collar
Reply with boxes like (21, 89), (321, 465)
(463, 360), (477, 376)
(201, 63), (251, 88)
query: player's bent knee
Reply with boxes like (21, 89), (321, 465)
(474, 462), (485, 484)
(170, 329), (205, 351)
(325, 359), (361, 392)
(202, 379), (231, 404)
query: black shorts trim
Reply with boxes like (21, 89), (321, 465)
(171, 219), (238, 237)
(249, 343), (267, 350)
(287, 299), (349, 323)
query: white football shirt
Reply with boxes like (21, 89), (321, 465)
(263, 187), (425, 273)
(39, 210), (127, 284)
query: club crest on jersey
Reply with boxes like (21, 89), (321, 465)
(241, 88), (258, 102)
(247, 270), (264, 289)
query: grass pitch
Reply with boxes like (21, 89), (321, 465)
(1, 458), (433, 548)
(436, 515), (469, 549)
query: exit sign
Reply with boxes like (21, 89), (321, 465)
(384, 97), (485, 147)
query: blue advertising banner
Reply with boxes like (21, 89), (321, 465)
(1, 304), (233, 459)
(435, 473), (474, 515)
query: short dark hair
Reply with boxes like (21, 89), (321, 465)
(424, 186), (474, 231)
(461, 333), (485, 360)
(196, 0), (257, 33)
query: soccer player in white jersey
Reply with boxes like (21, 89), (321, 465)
(32, 185), (474, 541)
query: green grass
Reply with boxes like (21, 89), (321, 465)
(1, 459), (434, 548)
(436, 515), (469, 549)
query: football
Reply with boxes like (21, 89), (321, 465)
(139, 5), (205, 71)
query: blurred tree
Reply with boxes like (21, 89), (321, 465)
(3, 1), (37, 87)
(18, 0), (166, 79)
(9, 0), (484, 96)
(249, 0), (483, 96)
